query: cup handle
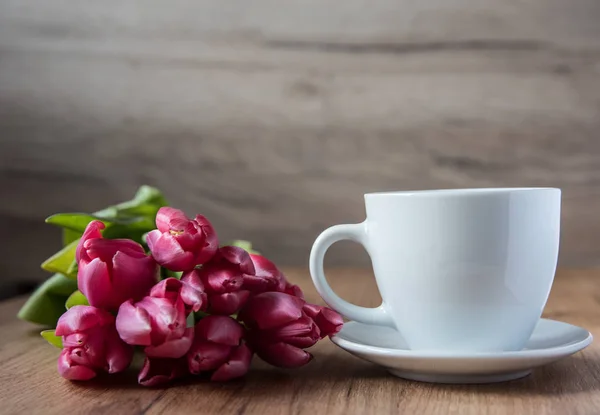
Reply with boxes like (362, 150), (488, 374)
(309, 222), (394, 328)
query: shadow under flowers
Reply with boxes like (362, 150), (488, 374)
(71, 350), (600, 398)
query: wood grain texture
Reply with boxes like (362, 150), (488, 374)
(0, 0), (600, 288)
(0, 268), (599, 415)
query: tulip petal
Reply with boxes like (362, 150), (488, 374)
(149, 277), (182, 302)
(77, 258), (115, 309)
(172, 221), (201, 252)
(269, 316), (320, 346)
(147, 232), (195, 271)
(56, 305), (114, 336)
(201, 268), (243, 294)
(143, 297), (187, 343)
(76, 221), (105, 263)
(209, 291), (250, 315)
(180, 271), (207, 312)
(155, 207), (189, 233)
(151, 275), (206, 314)
(74, 329), (108, 367)
(303, 304), (344, 337)
(238, 292), (305, 330)
(104, 327), (134, 373)
(187, 342), (232, 373)
(85, 238), (146, 262)
(112, 251), (158, 303)
(218, 246), (255, 275)
(211, 344), (253, 382)
(284, 283), (305, 299)
(193, 215), (219, 263)
(145, 229), (162, 250)
(242, 274), (269, 293)
(115, 300), (153, 346)
(62, 332), (86, 348)
(255, 342), (312, 368)
(146, 327), (194, 359)
(68, 347), (94, 366)
(58, 349), (97, 381)
(196, 316), (244, 346)
(245, 254), (284, 293)
(138, 356), (188, 387)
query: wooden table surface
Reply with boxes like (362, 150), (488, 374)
(1, 268), (599, 415)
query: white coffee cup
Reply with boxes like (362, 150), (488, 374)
(310, 188), (561, 352)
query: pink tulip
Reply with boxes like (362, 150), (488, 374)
(187, 316), (253, 381)
(138, 357), (189, 387)
(76, 221), (158, 310)
(146, 207), (218, 271)
(116, 295), (193, 358)
(56, 305), (133, 381)
(150, 274), (207, 314)
(238, 292), (342, 368)
(189, 246), (256, 315)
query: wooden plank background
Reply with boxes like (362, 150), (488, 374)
(1, 0), (600, 293)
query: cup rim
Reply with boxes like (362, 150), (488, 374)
(364, 187), (560, 198)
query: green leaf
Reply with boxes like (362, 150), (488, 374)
(46, 186), (168, 244)
(66, 260), (78, 279)
(121, 185), (169, 211)
(186, 312), (195, 328)
(227, 240), (260, 254)
(46, 213), (143, 233)
(40, 330), (63, 348)
(41, 240), (79, 279)
(18, 273), (78, 326)
(94, 185), (168, 219)
(63, 228), (82, 246)
(46, 213), (101, 232)
(161, 268), (183, 280)
(193, 310), (210, 321)
(65, 290), (89, 309)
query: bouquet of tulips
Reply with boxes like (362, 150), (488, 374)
(18, 186), (342, 386)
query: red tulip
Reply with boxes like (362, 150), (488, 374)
(146, 207), (218, 271)
(244, 254), (286, 293)
(302, 303), (344, 338)
(238, 292), (342, 368)
(76, 221), (158, 310)
(284, 283), (304, 298)
(244, 253), (305, 299)
(190, 246), (255, 315)
(138, 357), (189, 387)
(150, 274), (207, 314)
(187, 316), (253, 381)
(56, 305), (133, 380)
(116, 296), (193, 358)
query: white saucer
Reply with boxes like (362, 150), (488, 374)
(330, 318), (592, 384)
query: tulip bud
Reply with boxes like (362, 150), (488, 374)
(187, 316), (253, 381)
(244, 254), (286, 293)
(76, 221), (158, 310)
(56, 305), (133, 380)
(116, 296), (193, 359)
(244, 253), (305, 299)
(190, 246), (256, 315)
(150, 274), (207, 314)
(302, 303), (344, 338)
(238, 292), (342, 368)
